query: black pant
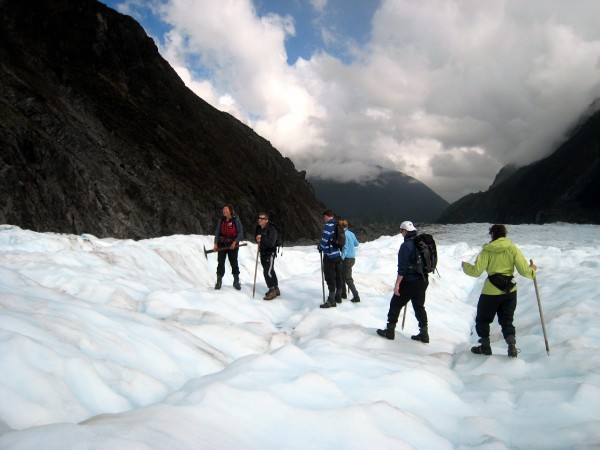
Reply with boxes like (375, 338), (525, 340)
(260, 253), (278, 289)
(475, 291), (517, 340)
(323, 255), (342, 301)
(342, 258), (359, 299)
(387, 277), (429, 329)
(216, 244), (240, 278)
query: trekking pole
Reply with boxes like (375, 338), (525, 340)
(320, 251), (326, 304)
(401, 305), (407, 330)
(203, 243), (248, 259)
(531, 259), (550, 356)
(252, 244), (260, 299)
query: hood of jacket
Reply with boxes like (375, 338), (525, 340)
(482, 237), (513, 253)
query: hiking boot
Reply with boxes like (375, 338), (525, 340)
(471, 344), (492, 355)
(319, 301), (336, 308)
(505, 335), (518, 357)
(264, 287), (281, 296)
(376, 328), (395, 340)
(233, 276), (241, 290)
(411, 326), (429, 343)
(263, 289), (277, 301)
(341, 292), (347, 299)
(214, 277), (222, 290)
(335, 297), (342, 304)
(411, 333), (430, 343)
(350, 297), (360, 303)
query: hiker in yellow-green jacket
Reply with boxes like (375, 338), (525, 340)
(462, 224), (536, 358)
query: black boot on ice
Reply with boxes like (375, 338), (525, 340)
(320, 296), (337, 308)
(471, 344), (492, 355)
(506, 335), (519, 358)
(411, 326), (429, 344)
(471, 337), (492, 355)
(376, 323), (395, 340)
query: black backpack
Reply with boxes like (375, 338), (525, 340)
(409, 233), (438, 276)
(331, 220), (346, 249)
(269, 222), (284, 254)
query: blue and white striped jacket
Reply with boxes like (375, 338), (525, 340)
(319, 218), (341, 259)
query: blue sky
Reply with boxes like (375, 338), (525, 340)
(99, 0), (600, 202)
(254, 0), (380, 64)
(103, 0), (379, 64)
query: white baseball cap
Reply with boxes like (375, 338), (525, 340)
(400, 221), (417, 232)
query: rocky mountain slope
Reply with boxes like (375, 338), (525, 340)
(0, 0), (325, 241)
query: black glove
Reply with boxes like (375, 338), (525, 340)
(317, 244), (322, 253)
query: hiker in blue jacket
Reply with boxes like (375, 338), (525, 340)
(318, 209), (343, 309)
(340, 220), (360, 303)
(377, 220), (430, 343)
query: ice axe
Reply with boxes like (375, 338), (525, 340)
(203, 243), (247, 259)
(531, 259), (550, 356)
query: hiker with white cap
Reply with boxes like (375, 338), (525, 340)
(377, 220), (430, 343)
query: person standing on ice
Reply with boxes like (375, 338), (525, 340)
(377, 221), (430, 342)
(213, 204), (244, 290)
(462, 224), (537, 357)
(339, 219), (360, 303)
(318, 209), (343, 308)
(255, 212), (280, 301)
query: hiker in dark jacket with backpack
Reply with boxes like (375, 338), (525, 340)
(213, 204), (244, 290)
(377, 221), (430, 343)
(318, 209), (343, 309)
(255, 212), (280, 301)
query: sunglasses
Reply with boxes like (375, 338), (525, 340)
(258, 217), (267, 220)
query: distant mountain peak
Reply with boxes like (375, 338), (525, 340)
(489, 163), (518, 190)
(309, 170), (448, 225)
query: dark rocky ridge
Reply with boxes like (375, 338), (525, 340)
(0, 0), (325, 241)
(437, 107), (600, 224)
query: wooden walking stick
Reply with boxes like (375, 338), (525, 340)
(401, 305), (407, 330)
(531, 259), (550, 355)
(252, 244), (260, 299)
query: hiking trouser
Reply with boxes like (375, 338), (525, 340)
(387, 277), (429, 329)
(323, 256), (343, 300)
(475, 291), (517, 340)
(342, 257), (359, 299)
(260, 253), (278, 289)
(216, 244), (240, 278)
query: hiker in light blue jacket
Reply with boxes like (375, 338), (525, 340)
(340, 220), (360, 303)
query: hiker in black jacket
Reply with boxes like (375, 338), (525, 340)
(213, 204), (244, 290)
(377, 221), (430, 343)
(255, 212), (280, 300)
